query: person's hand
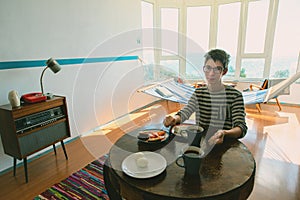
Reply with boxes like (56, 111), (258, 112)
(163, 115), (177, 127)
(208, 130), (225, 145)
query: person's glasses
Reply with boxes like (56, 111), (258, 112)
(203, 65), (223, 73)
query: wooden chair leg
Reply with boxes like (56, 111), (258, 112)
(275, 98), (282, 111)
(255, 103), (262, 112)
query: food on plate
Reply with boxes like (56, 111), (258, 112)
(133, 152), (145, 160)
(148, 135), (164, 142)
(133, 152), (149, 168)
(138, 130), (167, 142)
(137, 132), (150, 141)
(172, 125), (204, 135)
(136, 157), (149, 168)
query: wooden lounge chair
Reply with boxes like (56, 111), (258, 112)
(249, 79), (282, 112)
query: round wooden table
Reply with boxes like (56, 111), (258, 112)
(104, 125), (256, 200)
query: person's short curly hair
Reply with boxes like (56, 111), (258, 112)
(204, 49), (230, 70)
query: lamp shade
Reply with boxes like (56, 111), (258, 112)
(46, 58), (61, 73)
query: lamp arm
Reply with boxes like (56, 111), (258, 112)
(40, 66), (49, 95)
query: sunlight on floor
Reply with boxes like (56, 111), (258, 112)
(81, 104), (169, 137)
(263, 111), (300, 165)
(79, 104), (170, 158)
(81, 110), (150, 136)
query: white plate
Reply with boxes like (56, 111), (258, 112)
(171, 125), (204, 136)
(121, 151), (167, 179)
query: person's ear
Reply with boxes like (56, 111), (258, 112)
(222, 68), (228, 75)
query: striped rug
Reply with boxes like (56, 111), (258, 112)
(34, 154), (109, 200)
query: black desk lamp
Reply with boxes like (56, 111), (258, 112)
(40, 58), (61, 96)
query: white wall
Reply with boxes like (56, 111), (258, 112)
(0, 0), (155, 172)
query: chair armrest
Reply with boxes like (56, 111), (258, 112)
(249, 84), (264, 91)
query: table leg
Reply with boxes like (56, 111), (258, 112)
(61, 141), (68, 160)
(103, 159), (122, 200)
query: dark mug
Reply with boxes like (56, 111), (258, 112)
(174, 125), (204, 147)
(187, 130), (203, 147)
(176, 146), (204, 175)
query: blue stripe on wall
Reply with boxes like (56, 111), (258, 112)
(0, 56), (139, 70)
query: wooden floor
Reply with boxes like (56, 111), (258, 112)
(0, 101), (299, 200)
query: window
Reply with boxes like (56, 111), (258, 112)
(270, 0), (300, 79)
(186, 6), (210, 80)
(160, 60), (179, 78)
(187, 6), (210, 51)
(141, 0), (298, 81)
(241, 59), (265, 79)
(161, 8), (179, 56)
(217, 2), (241, 79)
(141, 1), (155, 82)
(244, 0), (269, 53)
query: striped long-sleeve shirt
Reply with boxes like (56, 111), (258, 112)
(176, 85), (248, 138)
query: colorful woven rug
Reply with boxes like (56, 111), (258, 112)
(34, 154), (109, 200)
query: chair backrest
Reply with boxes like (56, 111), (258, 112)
(268, 78), (290, 95)
(260, 78), (289, 94)
(261, 79), (269, 89)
